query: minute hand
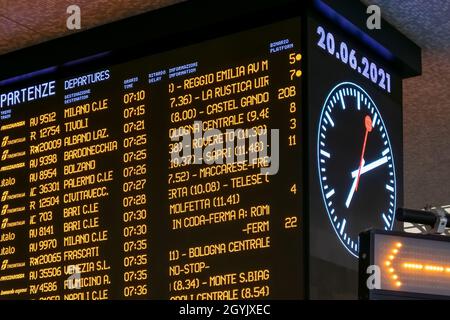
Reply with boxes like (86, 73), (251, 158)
(351, 156), (388, 178)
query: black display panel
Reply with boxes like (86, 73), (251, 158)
(307, 15), (404, 299)
(0, 18), (303, 300)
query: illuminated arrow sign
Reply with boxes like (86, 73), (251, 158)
(360, 230), (450, 299)
(382, 241), (403, 288)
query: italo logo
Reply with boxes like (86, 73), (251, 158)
(1, 191), (8, 202)
(0, 232), (15, 242)
(1, 259), (7, 270)
(1, 136), (8, 147)
(1, 218), (8, 229)
(1, 205), (8, 215)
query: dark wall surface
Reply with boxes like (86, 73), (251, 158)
(363, 0), (450, 208)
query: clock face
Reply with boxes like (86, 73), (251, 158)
(317, 82), (396, 257)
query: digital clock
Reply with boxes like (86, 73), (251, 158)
(317, 82), (397, 257)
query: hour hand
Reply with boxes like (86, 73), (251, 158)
(351, 156), (388, 178)
(345, 156), (388, 208)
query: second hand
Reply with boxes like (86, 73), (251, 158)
(355, 115), (373, 192)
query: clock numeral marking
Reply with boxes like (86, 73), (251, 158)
(325, 188), (335, 199)
(339, 219), (347, 235)
(382, 213), (391, 228)
(339, 91), (346, 109)
(320, 149), (331, 159)
(325, 111), (335, 127)
(382, 147), (390, 157)
(372, 113), (378, 128)
(386, 184), (394, 193)
(357, 91), (361, 110)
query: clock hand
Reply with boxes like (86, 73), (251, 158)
(346, 156), (389, 208)
(351, 156), (388, 178)
(345, 159), (365, 208)
(355, 115), (373, 192)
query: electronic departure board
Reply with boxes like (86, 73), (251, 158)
(0, 17), (303, 300)
(0, 0), (422, 300)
